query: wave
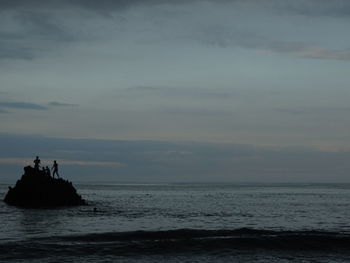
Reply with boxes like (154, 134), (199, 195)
(2, 228), (350, 260)
(51, 227), (346, 242)
(56, 228), (350, 251)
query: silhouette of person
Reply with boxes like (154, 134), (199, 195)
(45, 166), (51, 177)
(52, 160), (59, 178)
(33, 156), (41, 170)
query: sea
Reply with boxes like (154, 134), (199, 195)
(1, 182), (350, 262)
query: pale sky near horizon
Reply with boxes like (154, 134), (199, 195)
(1, 1), (350, 181)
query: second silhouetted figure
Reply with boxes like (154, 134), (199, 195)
(33, 156), (41, 170)
(52, 160), (59, 178)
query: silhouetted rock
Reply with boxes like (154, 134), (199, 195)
(4, 166), (86, 208)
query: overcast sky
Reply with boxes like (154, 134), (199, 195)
(1, 1), (350, 182)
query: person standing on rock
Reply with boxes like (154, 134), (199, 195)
(45, 166), (51, 177)
(52, 160), (59, 178)
(33, 156), (41, 170)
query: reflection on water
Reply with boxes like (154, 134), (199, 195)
(1, 183), (350, 262)
(19, 208), (66, 237)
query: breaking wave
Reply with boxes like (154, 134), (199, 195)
(2, 228), (350, 261)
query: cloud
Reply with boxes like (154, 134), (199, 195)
(0, 157), (124, 167)
(0, 0), (196, 11)
(0, 100), (80, 113)
(56, 159), (125, 167)
(0, 28), (37, 60)
(275, 0), (350, 17)
(15, 11), (74, 42)
(161, 107), (234, 117)
(274, 106), (350, 115)
(260, 43), (350, 61)
(1, 0), (349, 61)
(0, 9), (75, 60)
(2, 0), (349, 17)
(48, 101), (79, 107)
(0, 100), (79, 112)
(122, 86), (235, 100)
(0, 101), (47, 110)
(196, 25), (350, 61)
(0, 42), (35, 60)
(1, 133), (350, 182)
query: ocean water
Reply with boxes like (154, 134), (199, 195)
(1, 182), (350, 262)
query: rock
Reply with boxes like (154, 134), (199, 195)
(4, 166), (86, 208)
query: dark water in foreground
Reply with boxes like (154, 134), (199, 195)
(1, 183), (350, 262)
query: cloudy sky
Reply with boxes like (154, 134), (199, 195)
(1, 0), (350, 182)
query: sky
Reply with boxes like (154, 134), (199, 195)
(1, 0), (350, 182)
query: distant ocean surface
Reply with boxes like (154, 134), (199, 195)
(1, 182), (350, 262)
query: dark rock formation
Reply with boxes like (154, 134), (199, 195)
(4, 166), (86, 208)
